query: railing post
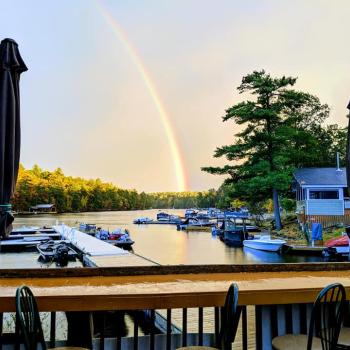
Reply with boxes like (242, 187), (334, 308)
(50, 312), (56, 348)
(149, 309), (155, 350)
(166, 309), (171, 350)
(242, 306), (247, 350)
(198, 307), (203, 346)
(133, 312), (139, 350)
(0, 312), (2, 350)
(182, 308), (187, 347)
(214, 306), (220, 347)
(100, 312), (105, 350)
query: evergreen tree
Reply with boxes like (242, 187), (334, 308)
(203, 70), (329, 230)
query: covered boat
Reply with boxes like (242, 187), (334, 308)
(325, 235), (348, 247)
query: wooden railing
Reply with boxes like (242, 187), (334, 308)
(1, 263), (350, 349)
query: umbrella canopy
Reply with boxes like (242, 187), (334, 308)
(0, 38), (27, 238)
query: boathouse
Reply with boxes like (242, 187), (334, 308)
(29, 203), (56, 213)
(294, 167), (350, 227)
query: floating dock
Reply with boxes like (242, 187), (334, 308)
(54, 225), (157, 267)
(54, 225), (128, 256)
(283, 244), (324, 256)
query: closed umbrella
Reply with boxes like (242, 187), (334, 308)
(0, 38), (27, 238)
(347, 101), (350, 196)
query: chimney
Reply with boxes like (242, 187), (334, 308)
(336, 152), (342, 171)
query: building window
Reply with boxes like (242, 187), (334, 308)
(309, 190), (339, 199)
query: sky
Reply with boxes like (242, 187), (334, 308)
(1, 0), (350, 192)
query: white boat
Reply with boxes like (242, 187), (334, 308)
(243, 235), (286, 252)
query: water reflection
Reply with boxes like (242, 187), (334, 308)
(13, 209), (324, 265)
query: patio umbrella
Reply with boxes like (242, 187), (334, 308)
(347, 101), (350, 195)
(0, 38), (27, 238)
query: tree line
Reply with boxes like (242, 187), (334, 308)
(203, 70), (347, 229)
(12, 165), (218, 212)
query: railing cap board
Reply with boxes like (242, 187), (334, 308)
(1, 262), (350, 278)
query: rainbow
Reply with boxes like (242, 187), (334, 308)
(95, 1), (187, 191)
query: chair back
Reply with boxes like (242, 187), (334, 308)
(219, 282), (242, 350)
(16, 286), (47, 350)
(307, 283), (346, 350)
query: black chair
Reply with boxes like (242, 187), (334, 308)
(177, 282), (242, 350)
(16, 285), (87, 350)
(272, 283), (346, 350)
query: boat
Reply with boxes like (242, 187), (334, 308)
(243, 235), (286, 252)
(11, 226), (41, 233)
(79, 223), (98, 235)
(96, 228), (134, 250)
(323, 246), (350, 261)
(177, 217), (214, 231)
(212, 216), (257, 247)
(156, 212), (181, 224)
(78, 223), (135, 250)
(0, 227), (61, 251)
(223, 228), (251, 247)
(157, 212), (171, 221)
(133, 217), (153, 224)
(184, 209), (198, 219)
(37, 240), (78, 266)
(207, 208), (223, 219)
(325, 234), (348, 247)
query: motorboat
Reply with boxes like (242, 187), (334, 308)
(212, 217), (255, 247)
(243, 235), (286, 252)
(323, 233), (350, 260)
(156, 212), (180, 224)
(96, 228), (134, 250)
(157, 212), (171, 221)
(79, 223), (98, 235)
(133, 217), (153, 224)
(79, 223), (135, 250)
(37, 240), (78, 266)
(184, 209), (198, 219)
(177, 217), (214, 231)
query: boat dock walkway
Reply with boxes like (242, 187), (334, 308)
(54, 225), (157, 267)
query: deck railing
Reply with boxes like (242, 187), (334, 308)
(1, 263), (350, 350)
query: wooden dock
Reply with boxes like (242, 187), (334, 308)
(54, 225), (157, 267)
(283, 244), (324, 256)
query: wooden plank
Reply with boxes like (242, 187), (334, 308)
(86, 254), (156, 267)
(1, 262), (350, 278)
(0, 270), (350, 311)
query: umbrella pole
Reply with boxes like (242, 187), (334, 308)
(347, 101), (350, 200)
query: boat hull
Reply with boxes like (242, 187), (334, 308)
(223, 230), (248, 247)
(243, 239), (285, 252)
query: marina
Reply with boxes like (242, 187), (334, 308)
(2, 210), (324, 269)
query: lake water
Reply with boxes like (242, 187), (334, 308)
(9, 209), (323, 349)
(13, 209), (322, 265)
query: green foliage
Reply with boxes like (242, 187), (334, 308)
(12, 165), (218, 212)
(202, 70), (344, 227)
(280, 198), (296, 212)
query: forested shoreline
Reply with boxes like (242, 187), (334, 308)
(12, 72), (348, 218)
(12, 165), (219, 212)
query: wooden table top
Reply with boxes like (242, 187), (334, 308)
(1, 269), (350, 312)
